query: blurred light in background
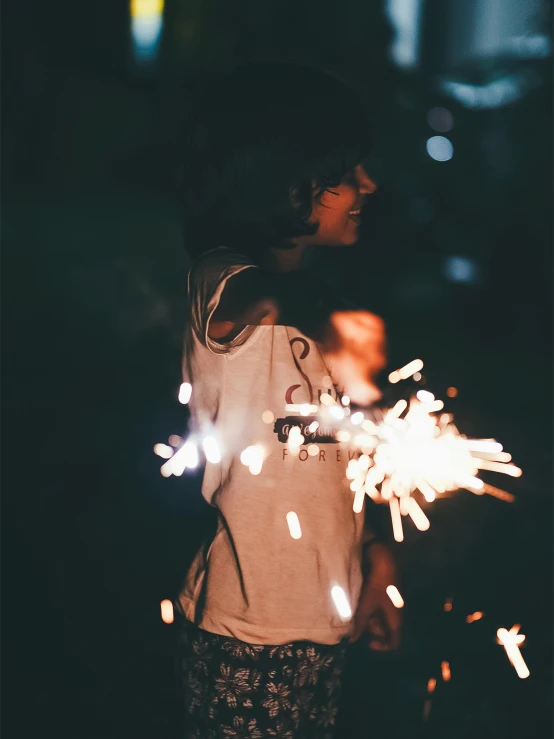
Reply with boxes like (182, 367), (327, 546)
(427, 107), (454, 133)
(426, 136), (454, 162)
(443, 256), (480, 284)
(386, 0), (424, 68)
(440, 72), (537, 109)
(130, 0), (164, 66)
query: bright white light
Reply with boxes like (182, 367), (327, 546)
(426, 136), (454, 162)
(182, 441), (198, 470)
(351, 412), (364, 425)
(130, 0), (164, 65)
(153, 443), (173, 459)
(386, 0), (423, 68)
(441, 74), (531, 110)
(178, 382), (192, 404)
(329, 406), (345, 420)
(416, 390), (435, 404)
(160, 598), (174, 624)
(386, 585), (405, 608)
(286, 511), (302, 539)
(331, 585), (352, 620)
(203, 436), (221, 464)
(240, 444), (265, 475)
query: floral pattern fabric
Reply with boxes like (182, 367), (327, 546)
(177, 620), (347, 739)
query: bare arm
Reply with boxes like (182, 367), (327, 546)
(209, 267), (336, 341)
(209, 266), (386, 406)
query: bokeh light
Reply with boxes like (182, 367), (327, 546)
(426, 136), (454, 162)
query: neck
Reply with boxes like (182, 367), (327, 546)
(266, 242), (308, 273)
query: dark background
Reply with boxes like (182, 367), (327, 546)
(2, 1), (552, 737)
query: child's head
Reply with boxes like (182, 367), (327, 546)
(178, 61), (375, 260)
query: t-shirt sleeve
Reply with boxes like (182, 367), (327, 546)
(187, 248), (259, 355)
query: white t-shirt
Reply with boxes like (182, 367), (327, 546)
(176, 247), (365, 645)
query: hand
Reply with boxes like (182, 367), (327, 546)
(321, 310), (386, 406)
(350, 542), (401, 650)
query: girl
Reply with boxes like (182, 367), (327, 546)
(175, 61), (400, 739)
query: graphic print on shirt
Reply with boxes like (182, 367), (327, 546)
(275, 335), (341, 447)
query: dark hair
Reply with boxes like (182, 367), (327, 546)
(177, 61), (372, 260)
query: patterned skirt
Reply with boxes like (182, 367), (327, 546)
(176, 619), (348, 739)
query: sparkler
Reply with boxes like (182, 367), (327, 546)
(342, 359), (521, 541)
(158, 359), (521, 544)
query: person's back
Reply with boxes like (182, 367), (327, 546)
(174, 61), (400, 739)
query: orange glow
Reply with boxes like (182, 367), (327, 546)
(444, 598), (453, 612)
(160, 599), (174, 624)
(446, 386), (458, 397)
(466, 611), (484, 623)
(427, 678), (437, 693)
(441, 660), (451, 682)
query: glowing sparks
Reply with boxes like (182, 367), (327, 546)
(386, 585), (404, 608)
(441, 660), (451, 682)
(406, 497), (430, 531)
(307, 444), (320, 457)
(341, 395), (351, 406)
(203, 435), (221, 464)
(240, 444), (265, 475)
(160, 439), (198, 477)
(331, 585), (352, 620)
(178, 382), (192, 404)
(444, 598), (453, 612)
(497, 625), (529, 679)
(340, 382), (519, 540)
(466, 611), (484, 623)
(416, 390), (435, 403)
(353, 487), (365, 512)
(390, 497), (404, 542)
(427, 678), (437, 693)
(388, 358), (424, 384)
(446, 386), (458, 397)
(153, 443), (173, 459)
(320, 393), (336, 407)
(286, 511), (302, 539)
(287, 426), (305, 453)
(262, 410), (275, 424)
(285, 403), (318, 414)
(160, 599), (174, 624)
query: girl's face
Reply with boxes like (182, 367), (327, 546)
(302, 164), (377, 247)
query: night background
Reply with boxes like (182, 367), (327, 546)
(2, 1), (552, 737)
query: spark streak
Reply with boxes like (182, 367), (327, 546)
(497, 625), (530, 679)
